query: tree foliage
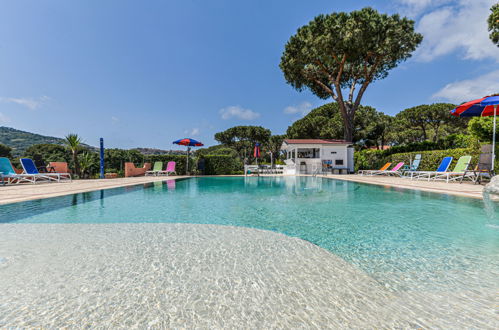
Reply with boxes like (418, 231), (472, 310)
(0, 143), (12, 158)
(468, 116), (498, 142)
(79, 152), (100, 179)
(24, 144), (70, 163)
(393, 103), (465, 144)
(214, 126), (271, 162)
(364, 112), (393, 149)
(489, 3), (499, 46)
(266, 135), (286, 161)
(286, 102), (390, 147)
(195, 145), (239, 158)
(64, 134), (83, 177)
(280, 7), (422, 141)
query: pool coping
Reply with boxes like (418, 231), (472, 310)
(0, 174), (488, 206)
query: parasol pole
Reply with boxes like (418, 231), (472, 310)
(186, 146), (190, 175)
(493, 105), (497, 171)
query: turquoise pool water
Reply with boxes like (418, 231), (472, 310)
(1, 176), (498, 292)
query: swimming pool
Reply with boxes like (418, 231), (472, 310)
(1, 176), (498, 297)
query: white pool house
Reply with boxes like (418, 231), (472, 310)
(281, 139), (354, 175)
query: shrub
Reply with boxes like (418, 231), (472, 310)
(354, 149), (385, 171)
(0, 143), (12, 158)
(202, 155), (242, 175)
(79, 152), (100, 179)
(104, 148), (143, 172)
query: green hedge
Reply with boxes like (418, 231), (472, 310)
(386, 148), (480, 171)
(355, 147), (493, 172)
(354, 149), (385, 171)
(202, 155), (242, 175)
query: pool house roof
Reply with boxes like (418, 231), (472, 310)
(282, 139), (351, 146)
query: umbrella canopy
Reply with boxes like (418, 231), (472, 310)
(481, 95), (499, 107)
(450, 95), (499, 171)
(173, 138), (204, 175)
(172, 138), (204, 147)
(450, 95), (499, 117)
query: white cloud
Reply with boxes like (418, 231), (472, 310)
(283, 101), (313, 116)
(395, 0), (452, 17)
(219, 105), (260, 120)
(433, 69), (499, 103)
(0, 95), (50, 110)
(0, 112), (10, 124)
(184, 128), (200, 136)
(401, 0), (499, 62)
(111, 116), (119, 123)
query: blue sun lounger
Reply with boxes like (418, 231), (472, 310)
(20, 158), (71, 182)
(409, 156), (453, 181)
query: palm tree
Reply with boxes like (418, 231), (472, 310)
(79, 152), (96, 179)
(64, 133), (82, 177)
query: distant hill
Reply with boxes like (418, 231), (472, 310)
(0, 126), (96, 157)
(0, 127), (186, 157)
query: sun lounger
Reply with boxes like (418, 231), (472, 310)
(401, 154), (422, 178)
(161, 161), (176, 176)
(359, 162), (391, 176)
(145, 161), (163, 176)
(373, 162), (405, 176)
(33, 155), (56, 173)
(20, 158), (71, 182)
(408, 154), (421, 171)
(460, 145), (495, 184)
(409, 157), (453, 181)
(431, 156), (472, 183)
(0, 157), (45, 184)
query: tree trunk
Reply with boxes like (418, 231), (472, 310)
(338, 102), (355, 142)
(343, 120), (353, 142)
(433, 124), (440, 143)
(72, 151), (80, 177)
(421, 126), (427, 141)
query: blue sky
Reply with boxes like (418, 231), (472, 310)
(0, 0), (498, 149)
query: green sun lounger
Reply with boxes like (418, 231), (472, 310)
(145, 161), (163, 176)
(432, 156), (472, 183)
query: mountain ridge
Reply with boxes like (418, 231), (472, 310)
(0, 126), (96, 157)
(0, 126), (186, 156)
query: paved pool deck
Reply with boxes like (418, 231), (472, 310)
(0, 174), (487, 205)
(320, 174), (486, 199)
(0, 176), (187, 205)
